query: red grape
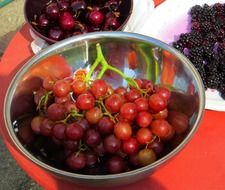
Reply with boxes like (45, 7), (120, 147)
(138, 148), (156, 166)
(125, 89), (141, 102)
(122, 138), (139, 155)
(114, 121), (132, 140)
(136, 111), (153, 128)
(84, 129), (101, 147)
(107, 156), (125, 174)
(155, 86), (171, 102)
(53, 79), (71, 97)
(150, 119), (175, 141)
(134, 97), (149, 112)
(72, 80), (87, 95)
(105, 94), (124, 113)
(40, 118), (54, 136)
(63, 140), (79, 151)
(76, 93), (95, 110)
(66, 152), (86, 170)
(64, 101), (78, 113)
(52, 123), (67, 140)
(120, 102), (137, 121)
(47, 103), (66, 121)
(90, 79), (108, 99)
(148, 93), (167, 113)
(66, 123), (84, 141)
(85, 152), (98, 167)
(152, 109), (168, 119)
(85, 107), (103, 124)
(97, 116), (114, 135)
(103, 134), (121, 154)
(114, 86), (127, 96)
(136, 128), (153, 145)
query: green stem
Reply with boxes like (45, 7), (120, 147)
(85, 56), (101, 82)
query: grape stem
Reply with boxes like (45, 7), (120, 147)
(85, 43), (141, 90)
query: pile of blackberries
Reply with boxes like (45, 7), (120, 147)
(173, 3), (225, 99)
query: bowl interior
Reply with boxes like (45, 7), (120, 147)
(24, 0), (133, 43)
(4, 32), (205, 185)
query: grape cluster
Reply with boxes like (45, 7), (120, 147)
(172, 3), (225, 99)
(32, 0), (126, 41)
(17, 44), (191, 175)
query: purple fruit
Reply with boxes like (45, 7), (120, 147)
(59, 12), (75, 30)
(48, 28), (64, 41)
(45, 3), (60, 20)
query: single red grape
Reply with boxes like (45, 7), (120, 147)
(76, 93), (95, 110)
(136, 128), (153, 145)
(55, 94), (71, 104)
(136, 111), (153, 128)
(105, 94), (124, 113)
(125, 88), (141, 102)
(120, 102), (137, 121)
(40, 118), (54, 136)
(72, 80), (87, 95)
(122, 138), (139, 155)
(138, 148), (156, 166)
(75, 118), (90, 131)
(85, 107), (103, 124)
(47, 103), (66, 121)
(66, 152), (86, 170)
(52, 123), (67, 140)
(114, 121), (132, 140)
(84, 129), (101, 147)
(147, 140), (164, 156)
(134, 97), (149, 112)
(65, 123), (84, 141)
(148, 93), (167, 113)
(97, 116), (114, 135)
(150, 119), (175, 141)
(90, 79), (108, 99)
(107, 156), (125, 174)
(155, 86), (171, 102)
(64, 101), (78, 113)
(103, 134), (121, 154)
(114, 86), (127, 96)
(53, 79), (71, 97)
(93, 142), (106, 157)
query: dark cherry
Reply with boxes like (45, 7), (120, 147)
(103, 17), (120, 31)
(105, 0), (120, 11)
(70, 0), (87, 13)
(45, 3), (60, 20)
(59, 12), (75, 30)
(37, 14), (49, 28)
(89, 10), (105, 26)
(48, 28), (64, 41)
(57, 0), (70, 11)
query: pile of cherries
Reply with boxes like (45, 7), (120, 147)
(23, 44), (190, 175)
(32, 0), (126, 41)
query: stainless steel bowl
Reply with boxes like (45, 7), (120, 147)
(4, 32), (205, 187)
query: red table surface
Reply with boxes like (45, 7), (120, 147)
(1, 2), (225, 189)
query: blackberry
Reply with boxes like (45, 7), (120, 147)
(218, 62), (225, 73)
(200, 21), (213, 34)
(201, 4), (216, 22)
(203, 46), (214, 61)
(187, 31), (203, 48)
(178, 33), (191, 47)
(212, 3), (224, 16)
(215, 29), (225, 41)
(217, 42), (225, 58)
(189, 47), (204, 60)
(190, 5), (203, 22)
(191, 21), (201, 32)
(204, 33), (217, 46)
(207, 72), (221, 89)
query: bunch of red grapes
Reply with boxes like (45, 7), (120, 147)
(29, 70), (190, 174)
(32, 0), (126, 41)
